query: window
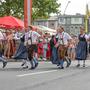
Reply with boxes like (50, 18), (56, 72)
(71, 18), (82, 24)
(66, 18), (71, 24)
(59, 18), (66, 24)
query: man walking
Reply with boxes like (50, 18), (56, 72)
(55, 26), (72, 69)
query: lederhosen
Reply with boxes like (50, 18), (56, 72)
(26, 32), (34, 61)
(58, 33), (67, 60)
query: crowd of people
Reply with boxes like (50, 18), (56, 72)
(0, 26), (90, 69)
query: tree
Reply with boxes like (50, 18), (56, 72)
(0, 0), (60, 20)
(0, 0), (24, 19)
(32, 0), (60, 20)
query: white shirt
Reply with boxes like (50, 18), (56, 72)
(79, 34), (89, 40)
(57, 32), (72, 45)
(25, 31), (30, 41)
(88, 34), (90, 39)
(29, 31), (41, 44)
(14, 32), (22, 40)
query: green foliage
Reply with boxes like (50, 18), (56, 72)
(32, 0), (60, 20)
(0, 0), (60, 20)
(0, 0), (24, 19)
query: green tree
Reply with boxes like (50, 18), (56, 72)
(0, 0), (60, 20)
(32, 0), (60, 20)
(0, 0), (24, 19)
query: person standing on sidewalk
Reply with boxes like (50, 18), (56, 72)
(42, 35), (48, 61)
(76, 27), (88, 67)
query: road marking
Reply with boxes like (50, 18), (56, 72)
(17, 70), (57, 77)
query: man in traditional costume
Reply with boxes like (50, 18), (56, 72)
(55, 26), (72, 69)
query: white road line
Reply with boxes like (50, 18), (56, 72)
(17, 70), (57, 77)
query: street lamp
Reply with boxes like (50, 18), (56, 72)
(63, 1), (71, 15)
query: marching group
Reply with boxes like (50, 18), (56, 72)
(0, 26), (90, 69)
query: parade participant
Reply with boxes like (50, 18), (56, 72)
(56, 26), (72, 69)
(76, 27), (88, 67)
(26, 26), (41, 70)
(13, 33), (28, 69)
(50, 29), (59, 64)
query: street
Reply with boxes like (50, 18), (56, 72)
(0, 59), (90, 90)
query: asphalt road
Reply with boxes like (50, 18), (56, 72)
(0, 60), (90, 90)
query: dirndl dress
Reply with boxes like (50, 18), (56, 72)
(13, 36), (27, 60)
(50, 47), (58, 64)
(76, 34), (87, 60)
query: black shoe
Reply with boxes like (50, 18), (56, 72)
(3, 62), (7, 68)
(22, 66), (28, 69)
(21, 62), (25, 66)
(76, 64), (80, 67)
(83, 64), (85, 67)
(35, 63), (38, 68)
(57, 64), (60, 66)
(29, 67), (35, 70)
(58, 66), (64, 69)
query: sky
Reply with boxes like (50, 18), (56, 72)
(58, 0), (90, 15)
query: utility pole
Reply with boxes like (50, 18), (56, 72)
(24, 0), (32, 28)
(85, 4), (89, 33)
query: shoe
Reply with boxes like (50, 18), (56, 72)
(21, 62), (26, 66)
(29, 67), (35, 70)
(58, 66), (64, 69)
(57, 64), (60, 66)
(3, 62), (7, 68)
(22, 66), (28, 69)
(83, 64), (85, 67)
(35, 63), (38, 68)
(76, 64), (80, 67)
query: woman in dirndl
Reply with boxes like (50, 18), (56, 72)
(13, 34), (28, 68)
(76, 27), (88, 67)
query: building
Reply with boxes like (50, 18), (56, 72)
(33, 14), (85, 35)
(33, 16), (58, 30)
(58, 14), (85, 35)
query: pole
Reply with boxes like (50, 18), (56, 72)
(63, 1), (71, 15)
(24, 0), (32, 28)
(85, 4), (89, 33)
